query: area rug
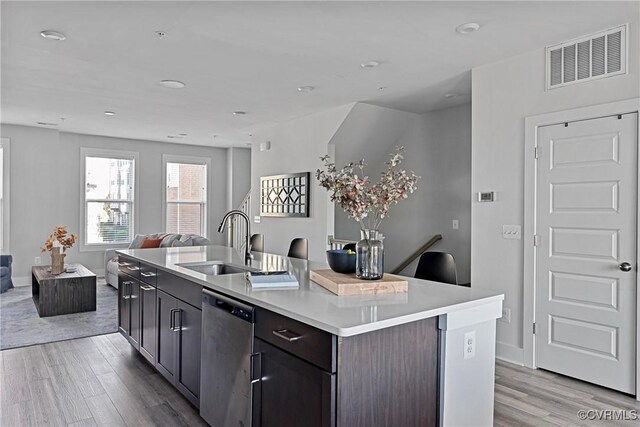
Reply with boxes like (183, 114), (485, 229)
(0, 280), (118, 350)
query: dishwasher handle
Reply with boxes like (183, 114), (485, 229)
(202, 289), (254, 323)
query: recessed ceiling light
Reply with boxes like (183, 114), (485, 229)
(455, 22), (480, 35)
(155, 31), (167, 39)
(233, 111), (246, 116)
(297, 86), (315, 93)
(40, 30), (66, 41)
(104, 111), (116, 116)
(360, 60), (380, 69)
(378, 86), (388, 91)
(167, 135), (184, 139)
(178, 133), (187, 136)
(36, 121), (58, 126)
(159, 80), (185, 89)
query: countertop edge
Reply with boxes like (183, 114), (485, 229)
(116, 248), (504, 337)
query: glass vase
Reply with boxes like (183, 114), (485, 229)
(356, 229), (384, 280)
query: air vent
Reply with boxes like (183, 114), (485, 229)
(546, 24), (627, 90)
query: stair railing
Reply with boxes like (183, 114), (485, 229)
(390, 234), (443, 274)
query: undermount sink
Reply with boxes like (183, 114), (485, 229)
(176, 261), (258, 276)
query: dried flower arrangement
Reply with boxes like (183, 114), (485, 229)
(316, 146), (419, 231)
(41, 225), (78, 253)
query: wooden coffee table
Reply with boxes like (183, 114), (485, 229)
(32, 264), (96, 317)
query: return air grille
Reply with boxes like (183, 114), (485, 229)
(546, 25), (627, 90)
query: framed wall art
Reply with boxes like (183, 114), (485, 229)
(260, 172), (310, 217)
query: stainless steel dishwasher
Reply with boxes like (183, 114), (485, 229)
(201, 289), (256, 427)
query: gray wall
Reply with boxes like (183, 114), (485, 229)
(334, 103), (472, 283)
(2, 124), (229, 280)
(250, 104), (354, 261)
(471, 15), (639, 362)
(226, 147), (252, 210)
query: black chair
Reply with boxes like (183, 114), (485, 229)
(250, 234), (264, 252)
(288, 238), (308, 260)
(414, 252), (458, 285)
(342, 243), (356, 252)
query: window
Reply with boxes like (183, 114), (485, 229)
(81, 148), (137, 249)
(163, 155), (208, 236)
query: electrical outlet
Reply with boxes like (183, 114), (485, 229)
(35, 256), (41, 265)
(464, 330), (476, 360)
(500, 308), (511, 323)
(452, 220), (459, 230)
(254, 216), (261, 224)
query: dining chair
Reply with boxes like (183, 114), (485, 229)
(414, 251), (458, 285)
(288, 238), (308, 260)
(250, 234), (264, 252)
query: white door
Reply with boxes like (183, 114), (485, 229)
(536, 113), (638, 394)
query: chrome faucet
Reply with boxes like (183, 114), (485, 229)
(218, 210), (253, 265)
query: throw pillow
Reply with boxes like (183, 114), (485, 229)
(129, 234), (147, 249)
(171, 239), (188, 247)
(140, 237), (163, 249)
(160, 234), (180, 248)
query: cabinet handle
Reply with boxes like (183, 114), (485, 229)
(140, 271), (157, 278)
(117, 262), (130, 267)
(272, 329), (303, 342)
(250, 352), (262, 384)
(140, 285), (155, 291)
(127, 266), (140, 271)
(122, 281), (132, 299)
(170, 309), (182, 332)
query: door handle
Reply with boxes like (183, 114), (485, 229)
(619, 262), (633, 272)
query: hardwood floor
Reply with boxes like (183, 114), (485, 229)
(495, 360), (639, 427)
(0, 333), (206, 427)
(1, 334), (638, 426)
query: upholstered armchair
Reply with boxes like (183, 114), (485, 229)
(0, 254), (13, 293)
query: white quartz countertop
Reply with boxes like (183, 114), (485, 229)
(117, 245), (504, 337)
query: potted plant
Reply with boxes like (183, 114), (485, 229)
(41, 226), (77, 275)
(316, 146), (419, 279)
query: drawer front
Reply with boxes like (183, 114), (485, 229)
(255, 308), (336, 372)
(139, 263), (158, 286)
(156, 269), (202, 308)
(118, 256), (140, 280)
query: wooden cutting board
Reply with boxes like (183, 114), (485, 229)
(310, 269), (408, 296)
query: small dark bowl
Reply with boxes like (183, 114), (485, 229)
(326, 249), (356, 274)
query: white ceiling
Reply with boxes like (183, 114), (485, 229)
(1, 1), (635, 147)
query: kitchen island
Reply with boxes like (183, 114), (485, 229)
(116, 245), (503, 427)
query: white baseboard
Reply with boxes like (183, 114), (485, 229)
(496, 341), (525, 366)
(13, 276), (31, 287)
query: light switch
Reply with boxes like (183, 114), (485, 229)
(502, 225), (521, 240)
(254, 216), (261, 224)
(452, 220), (459, 230)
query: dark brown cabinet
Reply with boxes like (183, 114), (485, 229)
(253, 338), (335, 427)
(155, 289), (201, 408)
(117, 271), (140, 350)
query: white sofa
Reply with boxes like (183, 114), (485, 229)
(105, 233), (211, 288)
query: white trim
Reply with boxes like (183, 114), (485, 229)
(523, 98), (640, 399)
(0, 137), (10, 252)
(495, 341), (525, 366)
(161, 154), (211, 238)
(79, 147), (139, 252)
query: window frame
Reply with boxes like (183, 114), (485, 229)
(80, 147), (139, 252)
(162, 154), (210, 238)
(0, 137), (10, 252)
